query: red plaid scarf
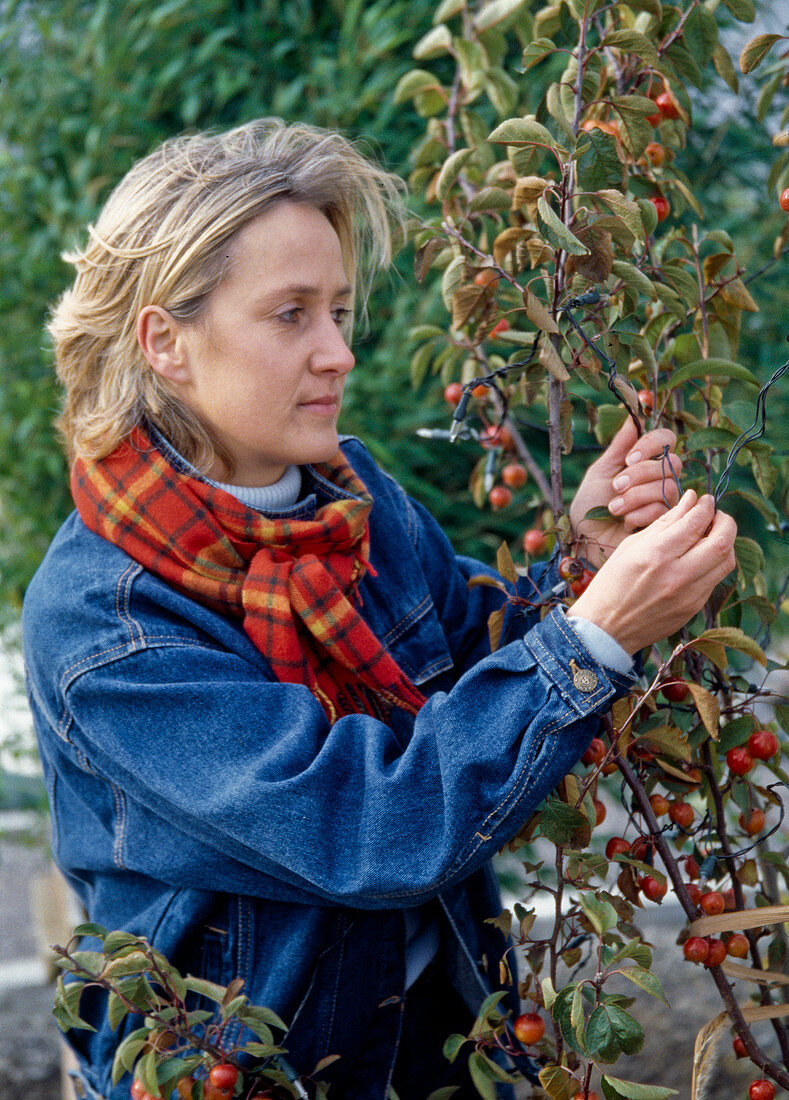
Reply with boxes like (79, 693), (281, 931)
(71, 426), (426, 723)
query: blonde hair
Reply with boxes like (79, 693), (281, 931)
(49, 119), (406, 469)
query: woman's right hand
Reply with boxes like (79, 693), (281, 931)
(568, 490), (738, 655)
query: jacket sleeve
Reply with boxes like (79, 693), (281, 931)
(54, 601), (633, 910)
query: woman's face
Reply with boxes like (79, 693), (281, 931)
(172, 202), (355, 485)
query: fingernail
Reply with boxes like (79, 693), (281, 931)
(625, 450), (642, 466)
(612, 474), (629, 491)
(608, 496), (624, 514)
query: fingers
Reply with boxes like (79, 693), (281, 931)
(624, 427), (678, 466)
(683, 508), (738, 578)
(593, 417), (641, 473)
(608, 454), (683, 520)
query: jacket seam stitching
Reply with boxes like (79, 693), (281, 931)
(116, 563), (145, 648)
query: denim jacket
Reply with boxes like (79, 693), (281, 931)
(23, 438), (634, 1099)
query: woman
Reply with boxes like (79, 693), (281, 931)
(23, 119), (736, 1099)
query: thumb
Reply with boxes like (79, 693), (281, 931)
(594, 417), (640, 474)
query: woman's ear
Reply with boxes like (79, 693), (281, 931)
(137, 306), (192, 384)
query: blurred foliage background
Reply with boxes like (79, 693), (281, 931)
(0, 0), (787, 624)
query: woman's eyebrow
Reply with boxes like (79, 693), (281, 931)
(257, 282), (353, 303)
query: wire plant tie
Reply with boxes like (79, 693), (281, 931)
(559, 290), (644, 439)
(712, 347), (789, 509)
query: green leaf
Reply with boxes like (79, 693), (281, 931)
(586, 1003), (644, 1062)
(536, 196), (589, 255)
(473, 0), (528, 31)
(107, 991), (130, 1031)
(71, 923), (108, 941)
(739, 33), (784, 73)
(538, 1062), (577, 1100)
(442, 1032), (468, 1064)
(393, 69), (444, 105)
(723, 0), (755, 23)
(597, 190), (646, 244)
(576, 128), (625, 192)
(611, 261), (656, 300)
(467, 1051), (501, 1098)
(613, 966), (669, 1005)
(601, 1075), (678, 1099)
(521, 37), (558, 71)
(103, 931), (145, 955)
(470, 990), (509, 1037)
(580, 894), (618, 936)
(182, 976), (229, 1003)
(684, 427), (740, 451)
(734, 536), (765, 588)
(696, 627), (767, 666)
(539, 797), (589, 845)
(236, 1002), (288, 1034)
(433, 0), (465, 21)
(413, 25), (453, 60)
(488, 116), (564, 151)
(601, 30), (659, 67)
(666, 359), (760, 390)
(436, 148), (475, 202)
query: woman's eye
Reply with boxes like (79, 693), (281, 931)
(332, 307), (351, 325)
(277, 308), (302, 324)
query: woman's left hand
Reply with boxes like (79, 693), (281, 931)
(569, 418), (682, 568)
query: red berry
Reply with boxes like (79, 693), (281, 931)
(649, 793), (670, 816)
(699, 890), (725, 916)
(630, 836), (654, 862)
(749, 1080), (775, 1100)
(480, 423), (514, 449)
(726, 933), (750, 959)
(640, 875), (667, 902)
(208, 1065), (239, 1092)
(644, 142), (665, 167)
(780, 188), (789, 213)
(513, 1011), (546, 1045)
(655, 89), (681, 119)
(686, 883), (702, 907)
(572, 1093), (602, 1100)
(637, 388), (655, 411)
(739, 808), (766, 836)
(488, 485), (513, 510)
(558, 555), (584, 581)
(581, 737), (606, 766)
(647, 109), (662, 126)
(747, 729), (778, 761)
(474, 268), (499, 289)
(502, 462), (528, 489)
(733, 1035), (747, 1059)
(683, 936), (710, 964)
(726, 746), (754, 777)
(443, 381), (464, 405)
(130, 1083), (149, 1100)
(605, 836), (631, 860)
(523, 528), (547, 557)
(593, 799), (607, 825)
(488, 318), (508, 337)
(669, 801), (694, 829)
(661, 680), (690, 703)
(683, 856), (700, 880)
(650, 195), (670, 223)
(570, 568), (595, 596)
(472, 383), (489, 399)
(704, 938), (726, 967)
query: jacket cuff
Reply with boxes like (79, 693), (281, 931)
(520, 606), (636, 718)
